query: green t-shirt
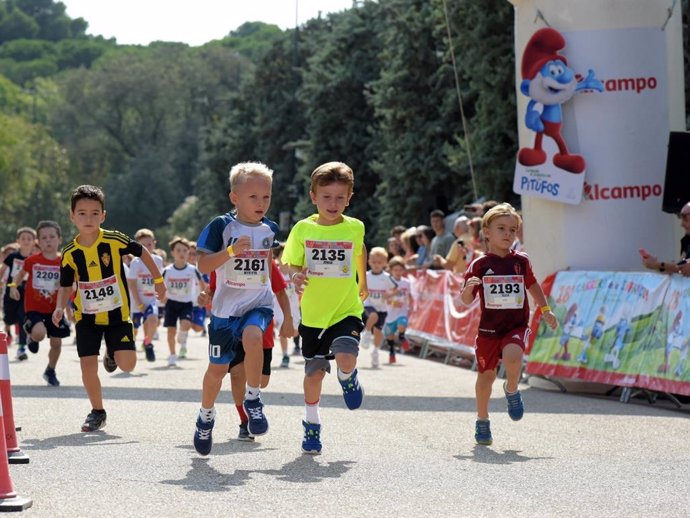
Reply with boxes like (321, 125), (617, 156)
(282, 214), (364, 329)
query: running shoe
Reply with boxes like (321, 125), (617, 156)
(43, 367), (60, 387)
(371, 348), (380, 369)
(144, 344), (156, 362)
(27, 340), (39, 354)
(281, 355), (289, 368)
(292, 345), (301, 356)
(400, 337), (410, 353)
(360, 330), (372, 350)
(82, 410), (107, 432)
(15, 345), (28, 361)
(243, 397), (269, 436)
(389, 353), (396, 364)
(168, 354), (177, 367)
(237, 422), (254, 442)
(475, 419), (492, 445)
(179, 345), (187, 359)
(102, 352), (117, 373)
(503, 381), (524, 421)
(194, 417), (214, 455)
(338, 369), (364, 410)
(302, 420), (322, 454)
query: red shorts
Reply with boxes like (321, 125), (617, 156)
(474, 326), (529, 373)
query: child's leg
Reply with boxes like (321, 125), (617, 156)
(502, 343), (523, 393)
(229, 363), (248, 423)
(30, 321), (47, 342)
(167, 326), (177, 355)
(365, 312), (378, 332)
(143, 314), (157, 345)
(280, 336), (288, 356)
(334, 352), (356, 374)
(475, 369), (497, 419)
(260, 348), (272, 388)
(202, 363), (230, 408)
(48, 337), (61, 369)
(373, 327), (383, 348)
(304, 370), (326, 420)
(242, 325), (264, 389)
(113, 350), (136, 372)
(80, 356), (104, 409)
(177, 319), (191, 348)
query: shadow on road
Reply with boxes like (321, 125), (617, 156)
(21, 432), (138, 451)
(454, 445), (553, 465)
(161, 454), (355, 491)
(12, 384), (688, 417)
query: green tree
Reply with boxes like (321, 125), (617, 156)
(0, 5), (39, 43)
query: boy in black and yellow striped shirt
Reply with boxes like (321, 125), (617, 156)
(52, 185), (166, 432)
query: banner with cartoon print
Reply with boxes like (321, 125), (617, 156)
(527, 271), (690, 395)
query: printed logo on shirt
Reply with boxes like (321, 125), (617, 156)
(485, 269), (494, 275)
(262, 237), (271, 248)
(88, 260), (98, 268)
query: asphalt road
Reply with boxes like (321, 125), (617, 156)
(5, 329), (689, 517)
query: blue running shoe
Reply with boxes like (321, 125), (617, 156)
(243, 397), (269, 436)
(503, 381), (524, 421)
(237, 422), (254, 442)
(475, 419), (492, 445)
(338, 369), (364, 410)
(193, 417), (214, 455)
(302, 420), (322, 455)
(43, 367), (60, 387)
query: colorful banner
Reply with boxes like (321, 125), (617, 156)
(407, 270), (479, 354)
(528, 271), (690, 395)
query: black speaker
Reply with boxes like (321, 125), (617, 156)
(662, 132), (690, 214)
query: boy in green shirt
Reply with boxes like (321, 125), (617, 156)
(282, 161), (368, 455)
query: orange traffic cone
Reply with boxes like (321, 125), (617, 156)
(0, 396), (32, 511)
(0, 333), (29, 464)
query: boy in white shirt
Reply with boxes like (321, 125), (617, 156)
(162, 237), (205, 367)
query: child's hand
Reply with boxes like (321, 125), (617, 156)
(155, 281), (166, 302)
(280, 317), (295, 338)
(543, 310), (558, 330)
(232, 236), (252, 255)
(52, 307), (64, 327)
(463, 277), (481, 291)
(359, 286), (369, 302)
(197, 290), (212, 306)
(292, 272), (308, 294)
(8, 286), (20, 301)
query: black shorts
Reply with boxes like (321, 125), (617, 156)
(25, 311), (70, 339)
(164, 300), (193, 327)
(363, 306), (387, 330)
(228, 347), (273, 376)
(300, 316), (364, 359)
(75, 321), (135, 358)
(2, 289), (24, 325)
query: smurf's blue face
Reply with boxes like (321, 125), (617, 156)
(526, 59), (577, 105)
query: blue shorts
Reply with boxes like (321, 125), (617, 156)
(132, 303), (158, 329)
(208, 308), (273, 365)
(384, 316), (408, 336)
(192, 306), (207, 327)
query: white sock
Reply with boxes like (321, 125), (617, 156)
(337, 368), (351, 381)
(198, 406), (216, 423)
(177, 330), (189, 345)
(245, 384), (260, 400)
(305, 400), (321, 424)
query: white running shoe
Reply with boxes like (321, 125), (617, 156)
(371, 347), (380, 369)
(168, 354), (177, 367)
(360, 330), (372, 350)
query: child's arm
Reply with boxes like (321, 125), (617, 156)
(8, 269), (27, 300)
(275, 289), (295, 338)
(459, 277), (481, 305)
(287, 265), (308, 295)
(52, 285), (73, 326)
(197, 235), (251, 274)
(139, 247), (166, 301)
(357, 244), (368, 302)
(528, 282), (558, 330)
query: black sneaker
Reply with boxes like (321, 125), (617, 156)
(43, 367), (60, 387)
(15, 345), (28, 361)
(237, 422), (254, 442)
(102, 352), (117, 373)
(81, 410), (106, 432)
(145, 344), (156, 362)
(28, 340), (40, 354)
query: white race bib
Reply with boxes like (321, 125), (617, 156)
(483, 275), (524, 309)
(223, 249), (269, 289)
(78, 276), (123, 314)
(167, 277), (193, 298)
(138, 274), (155, 297)
(305, 240), (353, 278)
(32, 264), (60, 292)
(9, 259), (24, 280)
